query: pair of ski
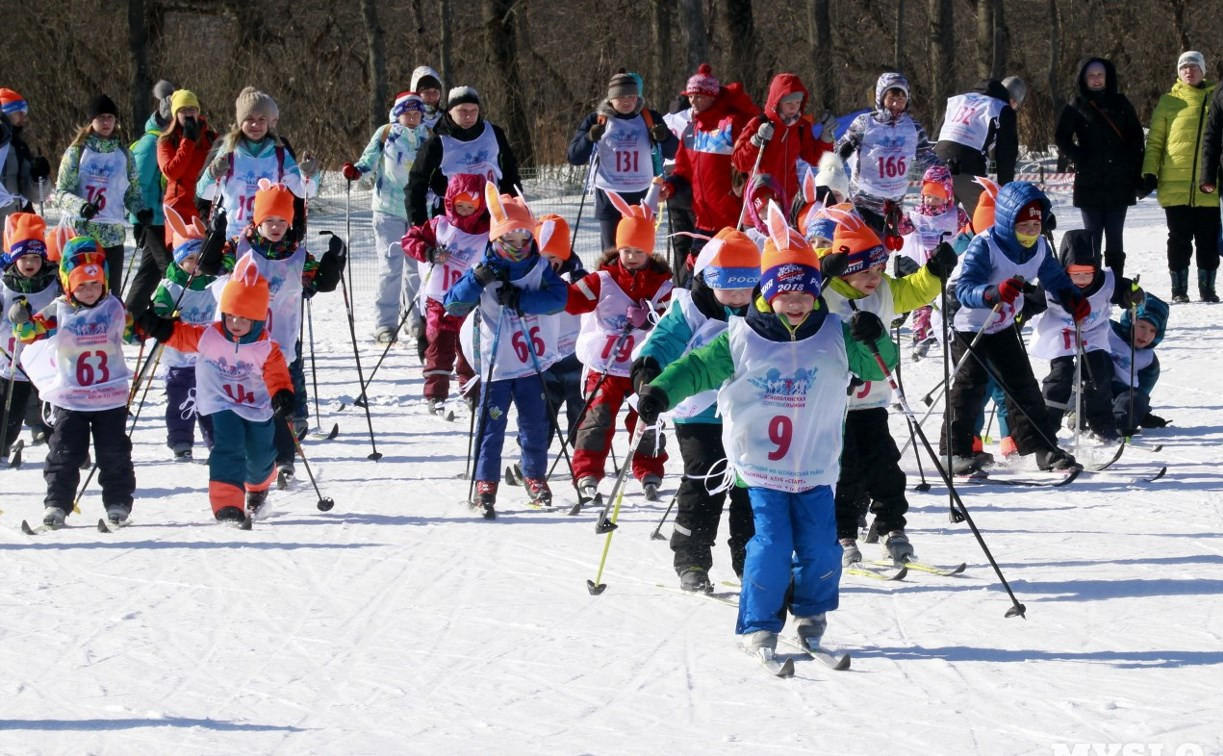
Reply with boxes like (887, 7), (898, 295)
(22, 513), (256, 535)
(846, 558), (967, 581)
(3, 440), (25, 469)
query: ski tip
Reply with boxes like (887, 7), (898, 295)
(587, 580), (607, 596)
(1149, 466), (1168, 482)
(567, 503), (583, 516)
(326, 424), (339, 440)
(831, 653), (852, 671)
(777, 656), (796, 677)
(240, 515), (254, 531)
(97, 518), (108, 533)
(20, 520), (35, 535)
(503, 466), (519, 486)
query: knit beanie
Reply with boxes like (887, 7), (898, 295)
(827, 208), (888, 275)
(2, 212), (47, 265)
(920, 164), (953, 200)
(235, 86), (279, 124)
(693, 228), (760, 289)
(88, 94), (118, 120)
(170, 90), (200, 118)
(253, 179), (296, 225)
(1002, 76), (1027, 105)
(1177, 51), (1206, 73)
(814, 153), (850, 202)
(0, 88), (28, 115)
(153, 80), (176, 121)
(447, 86), (481, 110)
(746, 173), (783, 234)
(391, 91), (426, 118)
(759, 201), (821, 303)
(1018, 199), (1043, 224)
(536, 214), (572, 261)
(608, 69), (640, 100)
(485, 181), (535, 241)
(220, 251), (271, 321)
(59, 237), (108, 296)
(683, 64), (720, 97)
(971, 176), (1001, 232)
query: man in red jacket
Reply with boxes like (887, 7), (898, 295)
(732, 73), (837, 214)
(660, 64), (759, 264)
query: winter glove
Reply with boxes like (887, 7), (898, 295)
(342, 162), (361, 182)
(136, 310), (175, 342)
(587, 120), (606, 142)
(656, 178), (675, 201)
(326, 233), (347, 261)
(819, 110), (838, 142)
(496, 283), (522, 312)
(80, 201), (100, 220)
(751, 120), (775, 148)
(298, 154), (319, 179)
(426, 246), (447, 264)
(984, 276), (1025, 306)
(849, 310), (885, 344)
(197, 214), (227, 275)
(208, 153), (230, 180)
(136, 209), (154, 227)
(473, 264), (500, 288)
(272, 389), (296, 420)
(1202, 182), (1217, 194)
(925, 241), (958, 281)
(1046, 213), (1057, 232)
(820, 251), (849, 279)
(630, 356), (662, 394)
(29, 155), (51, 181)
(635, 383), (670, 427)
(649, 122), (671, 143)
(313, 251), (344, 293)
(7, 298), (31, 325)
(1138, 174), (1158, 199)
(1140, 412), (1169, 428)
(181, 116), (200, 142)
(1120, 285), (1145, 308)
(626, 303), (650, 329)
(1061, 290), (1091, 323)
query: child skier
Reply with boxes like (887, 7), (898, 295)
(818, 208), (956, 566)
(10, 236), (136, 528)
(632, 227), (760, 592)
(898, 165), (969, 358)
(1, 213), (60, 465)
(344, 91), (430, 344)
(1029, 229), (1143, 442)
(402, 173), (486, 412)
(940, 181), (1084, 474)
(635, 201), (896, 666)
(1109, 294), (1170, 434)
(444, 182), (567, 517)
(836, 73), (941, 243)
(197, 179), (343, 486)
(566, 190), (672, 504)
(139, 252), (293, 524)
(536, 213), (587, 440)
(151, 207), (218, 460)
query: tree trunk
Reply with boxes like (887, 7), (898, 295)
(440, 0), (454, 89)
(808, 0), (836, 111)
(991, 0), (1009, 80)
(652, 0), (673, 109)
(1169, 0), (1190, 52)
(976, 0), (993, 79)
(679, 0), (707, 74)
(483, 0), (534, 167)
(361, 0), (387, 133)
(127, 0), (152, 129)
(723, 0), (757, 97)
(894, 0), (905, 72)
(1047, 0), (1063, 163)
(928, 0), (954, 127)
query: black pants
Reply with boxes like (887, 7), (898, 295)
(124, 225), (170, 317)
(941, 327), (1056, 458)
(45, 405), (134, 514)
(1, 380), (34, 455)
(835, 408), (908, 541)
(1111, 385), (1151, 432)
(543, 353), (583, 441)
(103, 244), (126, 300)
(1042, 351), (1117, 437)
(1080, 206), (1128, 275)
(670, 422), (754, 578)
(1164, 205), (1220, 271)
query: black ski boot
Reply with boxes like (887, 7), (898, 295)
(1171, 268), (1190, 304)
(679, 566), (712, 593)
(247, 489), (268, 519)
(475, 480), (497, 519)
(1199, 268), (1219, 303)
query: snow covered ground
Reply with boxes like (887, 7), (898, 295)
(2, 196), (1221, 756)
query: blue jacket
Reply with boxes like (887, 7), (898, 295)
(956, 181), (1077, 309)
(1110, 294), (1169, 396)
(443, 243), (568, 318)
(129, 113), (166, 226)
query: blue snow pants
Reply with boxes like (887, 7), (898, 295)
(475, 374), (550, 484)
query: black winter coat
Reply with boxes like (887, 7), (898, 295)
(1054, 58), (1145, 208)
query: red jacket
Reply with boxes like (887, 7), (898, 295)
(566, 256), (673, 315)
(402, 173), (490, 263)
(157, 117), (217, 244)
(731, 74), (831, 210)
(666, 84), (760, 231)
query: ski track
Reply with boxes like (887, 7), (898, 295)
(2, 202), (1222, 754)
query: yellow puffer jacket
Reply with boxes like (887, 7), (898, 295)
(1142, 79), (1219, 208)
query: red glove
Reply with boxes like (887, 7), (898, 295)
(996, 276), (1024, 304)
(342, 163), (361, 182)
(884, 233), (903, 251)
(1061, 291), (1092, 322)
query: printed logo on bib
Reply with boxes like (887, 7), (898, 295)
(747, 366), (818, 404)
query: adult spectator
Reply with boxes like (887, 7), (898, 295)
(157, 89), (217, 242)
(1143, 51), (1218, 303)
(934, 77), (1024, 216)
(658, 64), (760, 266)
(123, 80), (177, 315)
(567, 69), (678, 251)
(0, 88), (50, 225)
(407, 86), (521, 225)
(410, 66), (445, 133)
(1054, 58), (1145, 277)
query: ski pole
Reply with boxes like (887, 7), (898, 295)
(587, 421), (650, 595)
(1, 340), (26, 457)
(544, 327), (630, 480)
(321, 230), (381, 460)
(892, 321), (929, 492)
(649, 488), (678, 541)
(462, 314), (482, 482)
(898, 388), (944, 459)
(1072, 321), (1084, 454)
(286, 418), (335, 511)
(36, 176), (45, 217)
(569, 149), (598, 259)
(735, 127), (770, 232)
(509, 309), (579, 498)
(466, 306), (507, 504)
(354, 263), (435, 409)
(305, 297), (337, 439)
(1127, 277), (1140, 435)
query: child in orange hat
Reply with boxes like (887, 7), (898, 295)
(444, 182), (568, 517)
(818, 206), (954, 568)
(632, 226), (760, 592)
(10, 235), (138, 529)
(565, 188), (673, 504)
(536, 212), (590, 441)
(197, 178), (344, 487)
(633, 200), (896, 668)
(1, 213), (60, 463)
(138, 252), (293, 525)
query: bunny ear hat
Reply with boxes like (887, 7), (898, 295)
(606, 188), (657, 253)
(485, 180), (536, 241)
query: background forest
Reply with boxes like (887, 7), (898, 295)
(3, 0), (1221, 169)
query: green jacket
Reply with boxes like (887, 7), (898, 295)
(1142, 79), (1219, 208)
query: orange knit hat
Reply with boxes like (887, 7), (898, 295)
(693, 227), (760, 289)
(759, 201), (821, 303)
(607, 188), (657, 254)
(220, 251), (271, 321)
(536, 214), (572, 261)
(972, 176), (1001, 232)
(485, 180), (536, 241)
(253, 179), (296, 226)
(2, 212), (48, 262)
(824, 206), (888, 275)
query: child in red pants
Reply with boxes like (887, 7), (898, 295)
(567, 189), (672, 504)
(402, 173), (487, 411)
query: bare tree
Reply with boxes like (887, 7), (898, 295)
(723, 0), (758, 96)
(679, 0), (707, 73)
(440, 0), (454, 89)
(361, 0), (387, 132)
(652, 0), (673, 107)
(808, 0), (836, 111)
(928, 0), (954, 127)
(126, 0), (163, 129)
(484, 0), (534, 166)
(894, 0), (905, 72)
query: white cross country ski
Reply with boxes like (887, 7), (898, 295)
(845, 562), (908, 581)
(778, 636), (852, 670)
(873, 559), (966, 577)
